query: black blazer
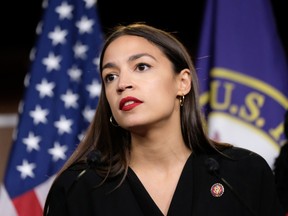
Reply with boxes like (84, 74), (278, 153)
(44, 147), (285, 216)
(274, 142), (288, 212)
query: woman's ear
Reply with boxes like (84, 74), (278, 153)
(177, 69), (191, 96)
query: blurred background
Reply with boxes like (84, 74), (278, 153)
(0, 0), (287, 181)
(0, 0), (287, 108)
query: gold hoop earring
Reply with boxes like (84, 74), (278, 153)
(179, 95), (185, 107)
(110, 116), (119, 127)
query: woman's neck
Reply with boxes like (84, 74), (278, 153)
(129, 132), (191, 171)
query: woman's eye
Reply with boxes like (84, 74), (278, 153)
(136, 63), (150, 71)
(104, 74), (117, 83)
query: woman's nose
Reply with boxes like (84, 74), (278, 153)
(117, 72), (133, 92)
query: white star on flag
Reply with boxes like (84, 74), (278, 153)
(16, 160), (36, 179)
(76, 16), (94, 34)
(35, 79), (55, 98)
(68, 65), (82, 81)
(86, 79), (101, 98)
(22, 132), (41, 152)
(93, 56), (100, 66)
(54, 115), (73, 135)
(84, 0), (96, 8)
(82, 106), (96, 122)
(73, 41), (88, 59)
(36, 21), (43, 35)
(48, 142), (68, 162)
(29, 105), (49, 125)
(48, 26), (68, 45)
(42, 52), (62, 72)
(56, 1), (74, 20)
(60, 89), (79, 108)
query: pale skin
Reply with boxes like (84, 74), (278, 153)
(102, 35), (192, 215)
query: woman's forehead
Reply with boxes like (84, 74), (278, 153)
(107, 35), (156, 52)
(102, 35), (164, 63)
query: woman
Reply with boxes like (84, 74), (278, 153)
(44, 23), (284, 216)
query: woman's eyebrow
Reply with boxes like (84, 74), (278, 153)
(102, 53), (157, 71)
(128, 53), (157, 62)
(102, 62), (116, 71)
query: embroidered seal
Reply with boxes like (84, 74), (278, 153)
(210, 183), (224, 197)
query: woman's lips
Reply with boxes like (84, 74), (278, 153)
(119, 96), (143, 111)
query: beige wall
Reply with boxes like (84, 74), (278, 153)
(0, 127), (14, 182)
(0, 101), (18, 183)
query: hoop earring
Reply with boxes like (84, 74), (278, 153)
(179, 95), (185, 107)
(110, 116), (119, 127)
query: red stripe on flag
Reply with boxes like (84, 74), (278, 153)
(13, 190), (42, 216)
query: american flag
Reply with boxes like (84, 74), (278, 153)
(0, 0), (103, 215)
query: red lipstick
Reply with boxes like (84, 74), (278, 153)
(119, 96), (143, 111)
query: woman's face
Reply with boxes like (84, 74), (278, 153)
(101, 35), (183, 133)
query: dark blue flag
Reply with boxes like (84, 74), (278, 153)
(0, 0), (103, 215)
(196, 0), (288, 168)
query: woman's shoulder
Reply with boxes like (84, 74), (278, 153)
(57, 161), (88, 180)
(218, 146), (271, 172)
(221, 146), (261, 159)
(52, 161), (103, 192)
